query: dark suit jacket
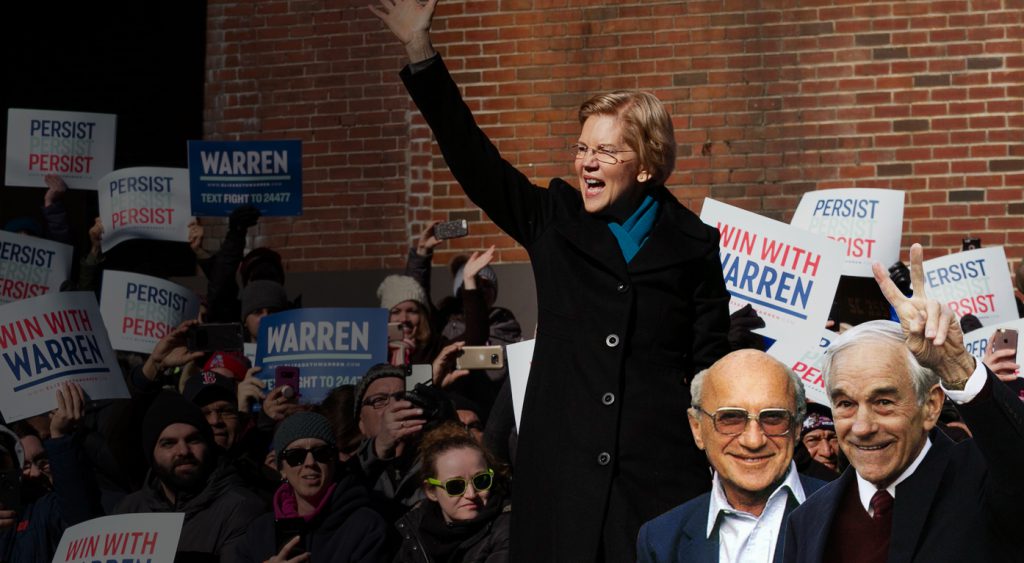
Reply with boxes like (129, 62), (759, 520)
(637, 473), (825, 563)
(401, 55), (732, 562)
(784, 370), (1024, 563)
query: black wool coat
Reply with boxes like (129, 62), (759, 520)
(402, 55), (731, 562)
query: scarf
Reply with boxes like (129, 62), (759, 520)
(419, 492), (505, 562)
(607, 194), (659, 263)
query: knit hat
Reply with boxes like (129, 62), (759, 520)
(240, 280), (289, 321)
(183, 372), (239, 408)
(377, 275), (429, 313)
(3, 217), (42, 237)
(452, 264), (499, 297)
(203, 351), (251, 381)
(273, 412), (337, 465)
(142, 391), (214, 465)
(240, 247), (285, 286)
(353, 363), (407, 419)
(801, 402), (835, 438)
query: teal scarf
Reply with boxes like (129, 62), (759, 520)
(607, 195), (659, 263)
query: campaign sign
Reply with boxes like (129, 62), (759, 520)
(97, 167), (191, 252)
(255, 308), (387, 404)
(700, 198), (845, 346)
(100, 271), (201, 354)
(5, 108), (116, 190)
(53, 512), (184, 563)
(767, 330), (839, 406)
(963, 318), (1024, 370)
(0, 292), (127, 422)
(0, 230), (73, 306)
(790, 188), (905, 277)
(188, 140), (302, 216)
(922, 246), (1017, 325)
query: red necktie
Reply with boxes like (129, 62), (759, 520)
(870, 489), (893, 522)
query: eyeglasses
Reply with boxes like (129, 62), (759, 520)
(201, 406), (239, 420)
(696, 407), (795, 437)
(280, 445), (337, 467)
(362, 391), (406, 410)
(570, 143), (634, 165)
(426, 468), (494, 497)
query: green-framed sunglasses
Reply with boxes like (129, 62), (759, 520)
(425, 468), (494, 497)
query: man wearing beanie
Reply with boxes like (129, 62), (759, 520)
(351, 364), (429, 523)
(240, 279), (291, 343)
(113, 391), (265, 562)
(793, 403), (841, 480)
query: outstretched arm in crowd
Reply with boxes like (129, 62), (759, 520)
(74, 218), (105, 292)
(405, 220), (443, 302)
(205, 205), (261, 323)
(47, 382), (102, 525)
(41, 175), (72, 245)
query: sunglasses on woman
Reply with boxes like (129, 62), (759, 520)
(425, 468), (494, 497)
(280, 445), (337, 467)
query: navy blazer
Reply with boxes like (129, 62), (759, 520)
(637, 473), (826, 563)
(784, 370), (1024, 563)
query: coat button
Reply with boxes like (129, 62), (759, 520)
(597, 452), (611, 466)
(616, 282), (629, 293)
(605, 334), (619, 347)
(601, 392), (615, 406)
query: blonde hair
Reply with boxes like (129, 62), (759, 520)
(578, 91), (677, 186)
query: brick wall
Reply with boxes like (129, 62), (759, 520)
(204, 0), (1024, 274)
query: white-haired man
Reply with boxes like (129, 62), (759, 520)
(784, 244), (1024, 562)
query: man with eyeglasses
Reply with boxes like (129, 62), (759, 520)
(638, 349), (825, 562)
(351, 364), (429, 520)
(784, 245), (1024, 563)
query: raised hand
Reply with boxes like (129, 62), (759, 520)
(142, 320), (205, 381)
(88, 218), (104, 256)
(415, 220), (443, 256)
(872, 243), (975, 388)
(374, 398), (426, 459)
(50, 381), (86, 439)
(432, 341), (471, 387)
(368, 0), (439, 62)
(462, 246), (495, 291)
(43, 175), (68, 207)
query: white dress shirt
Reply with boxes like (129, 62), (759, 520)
(854, 358), (987, 515)
(706, 462), (806, 563)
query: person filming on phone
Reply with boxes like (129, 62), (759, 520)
(370, 1), (731, 560)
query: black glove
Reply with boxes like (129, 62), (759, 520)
(728, 304), (766, 351)
(228, 204), (261, 231)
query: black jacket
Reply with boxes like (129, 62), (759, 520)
(113, 460), (265, 562)
(394, 500), (510, 563)
(785, 370), (1024, 563)
(234, 473), (390, 563)
(401, 55), (731, 563)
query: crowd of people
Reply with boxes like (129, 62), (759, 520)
(2, 1), (1023, 562)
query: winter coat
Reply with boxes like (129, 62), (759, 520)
(234, 473), (389, 563)
(394, 500), (510, 563)
(113, 460), (265, 562)
(401, 55), (731, 562)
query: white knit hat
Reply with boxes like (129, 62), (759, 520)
(377, 274), (429, 312)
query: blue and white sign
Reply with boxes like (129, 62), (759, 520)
(188, 140), (302, 216)
(790, 188), (905, 277)
(922, 246), (1017, 325)
(255, 308), (388, 404)
(0, 292), (127, 422)
(700, 198), (845, 348)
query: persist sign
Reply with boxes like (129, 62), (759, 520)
(5, 108), (116, 189)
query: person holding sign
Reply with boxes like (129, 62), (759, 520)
(369, 2), (731, 560)
(784, 245), (1024, 563)
(0, 383), (101, 563)
(235, 412), (389, 563)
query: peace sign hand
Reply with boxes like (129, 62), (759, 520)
(872, 243), (976, 388)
